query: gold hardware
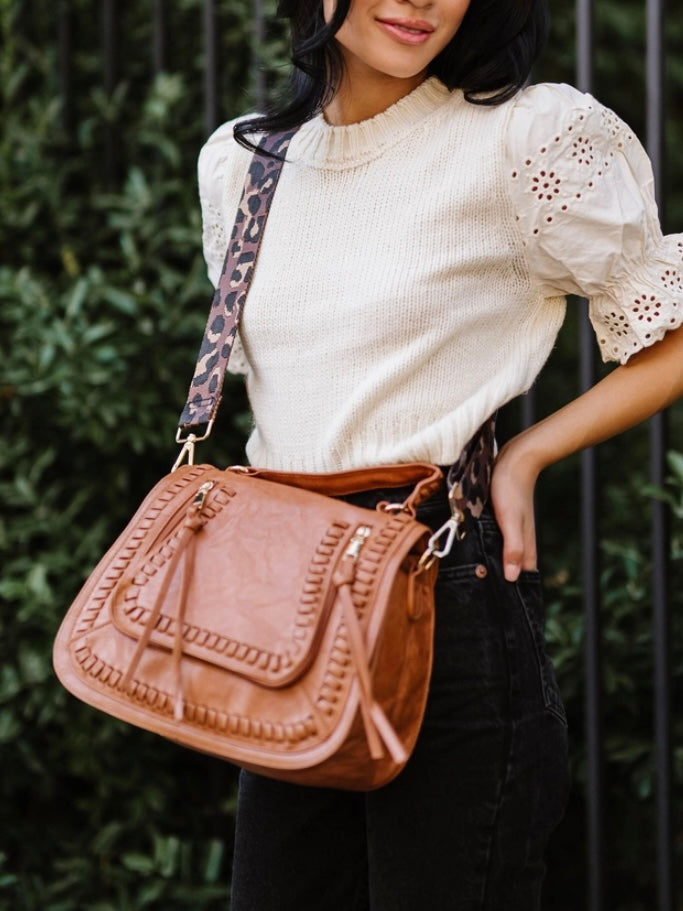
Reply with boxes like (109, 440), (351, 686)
(193, 480), (215, 509)
(451, 506), (466, 541)
(172, 419), (216, 471)
(175, 418), (215, 445)
(417, 552), (437, 573)
(345, 526), (371, 561)
(172, 434), (197, 471)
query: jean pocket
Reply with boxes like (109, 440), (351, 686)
(514, 571), (567, 726)
(428, 562), (510, 722)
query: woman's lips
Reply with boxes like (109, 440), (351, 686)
(376, 18), (435, 45)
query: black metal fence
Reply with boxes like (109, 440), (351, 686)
(52, 2), (678, 909)
(575, 3), (674, 909)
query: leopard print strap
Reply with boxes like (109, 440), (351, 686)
(178, 129), (298, 434)
(447, 414), (497, 524)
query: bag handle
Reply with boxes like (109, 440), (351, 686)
(226, 462), (445, 514)
(175, 129), (297, 456)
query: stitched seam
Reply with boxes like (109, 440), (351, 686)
(73, 642), (320, 746)
(475, 517), (516, 910)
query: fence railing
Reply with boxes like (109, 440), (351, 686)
(53, 3), (678, 909)
(575, 3), (674, 909)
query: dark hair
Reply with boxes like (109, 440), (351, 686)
(234, 0), (549, 152)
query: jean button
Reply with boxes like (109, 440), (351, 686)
(475, 564), (488, 579)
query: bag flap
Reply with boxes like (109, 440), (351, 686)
(110, 467), (420, 688)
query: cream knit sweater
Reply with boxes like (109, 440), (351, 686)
(198, 79), (683, 472)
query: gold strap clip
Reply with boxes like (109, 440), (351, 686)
(172, 419), (215, 472)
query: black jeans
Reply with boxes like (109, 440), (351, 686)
(230, 483), (570, 911)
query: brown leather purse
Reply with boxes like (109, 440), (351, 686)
(53, 131), (494, 790)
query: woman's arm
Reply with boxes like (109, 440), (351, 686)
(491, 324), (683, 582)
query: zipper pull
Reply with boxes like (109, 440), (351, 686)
(345, 525), (371, 561)
(193, 480), (215, 510)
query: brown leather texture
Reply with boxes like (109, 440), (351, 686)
(53, 462), (441, 790)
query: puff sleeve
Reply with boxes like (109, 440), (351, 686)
(506, 83), (683, 364)
(197, 121), (250, 375)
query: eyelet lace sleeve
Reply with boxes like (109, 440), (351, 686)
(506, 83), (683, 364)
(197, 122), (250, 375)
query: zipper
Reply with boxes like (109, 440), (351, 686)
(345, 525), (372, 561)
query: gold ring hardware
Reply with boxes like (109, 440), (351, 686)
(417, 552), (438, 573)
(378, 501), (416, 517)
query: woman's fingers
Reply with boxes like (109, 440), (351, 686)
(489, 453), (538, 582)
(497, 505), (536, 581)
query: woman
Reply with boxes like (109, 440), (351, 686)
(198, 1), (683, 907)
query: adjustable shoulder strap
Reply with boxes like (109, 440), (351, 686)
(177, 129), (297, 440)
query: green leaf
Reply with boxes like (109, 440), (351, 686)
(203, 839), (224, 884)
(101, 287), (138, 316)
(121, 853), (156, 875)
(666, 449), (683, 483)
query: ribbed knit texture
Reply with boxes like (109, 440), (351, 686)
(198, 79), (683, 472)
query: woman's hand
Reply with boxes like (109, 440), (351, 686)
(488, 324), (683, 583)
(490, 439), (541, 582)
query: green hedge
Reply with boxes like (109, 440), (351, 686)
(1, 1), (681, 908)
